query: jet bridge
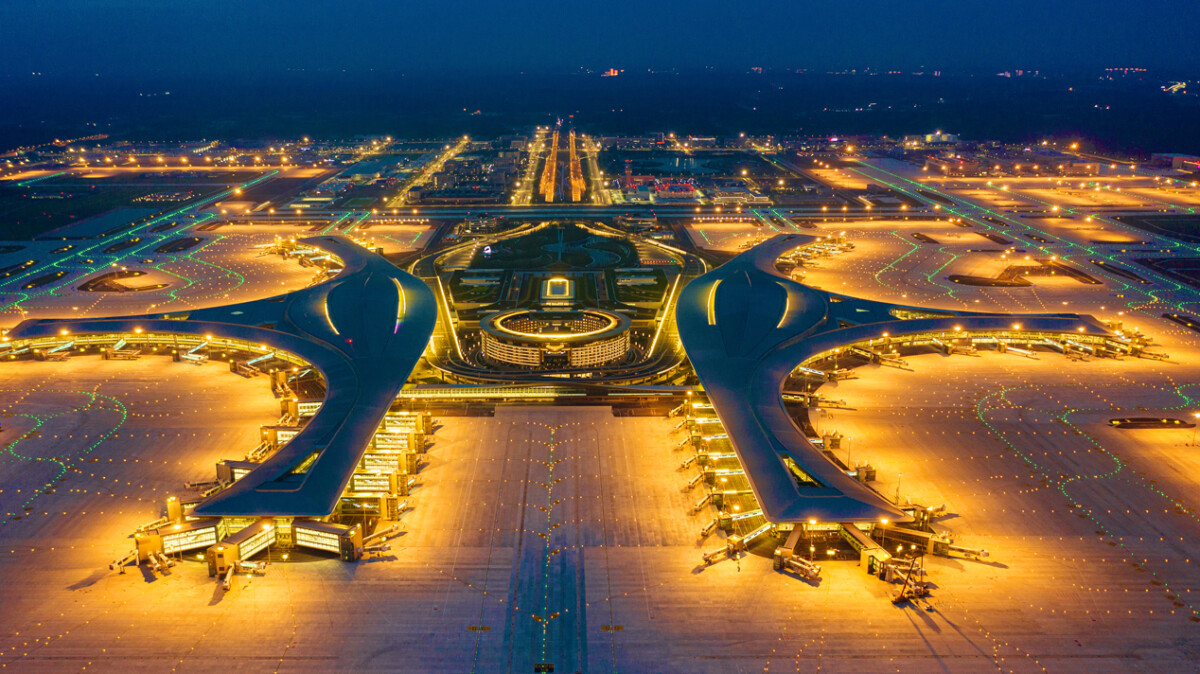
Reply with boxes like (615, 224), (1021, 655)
(34, 341), (72, 361)
(103, 338), (142, 360)
(930, 337), (978, 356)
(205, 518), (277, 577)
(135, 518), (227, 564)
(292, 520), (362, 561)
(840, 522), (890, 571)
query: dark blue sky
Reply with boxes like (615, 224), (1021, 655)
(2, 0), (1197, 76)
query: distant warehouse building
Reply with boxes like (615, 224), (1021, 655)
(344, 157), (399, 181)
(710, 189), (772, 207)
(924, 155), (985, 176)
(1151, 153), (1200, 173)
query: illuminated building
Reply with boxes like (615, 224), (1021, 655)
(480, 308), (631, 368)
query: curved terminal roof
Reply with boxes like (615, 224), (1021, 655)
(677, 234), (1112, 524)
(5, 236), (437, 518)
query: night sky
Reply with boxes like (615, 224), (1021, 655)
(2, 0), (1197, 76)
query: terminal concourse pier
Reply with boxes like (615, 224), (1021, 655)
(2, 235), (437, 572)
(676, 233), (1129, 526)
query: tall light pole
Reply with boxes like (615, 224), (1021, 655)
(808, 518), (816, 561)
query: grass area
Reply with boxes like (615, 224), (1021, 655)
(0, 186), (159, 239)
(41, 170), (261, 187)
(1115, 214), (1200, 244)
(449, 271), (503, 304)
(154, 237), (205, 254)
(1135, 257), (1200, 289)
(341, 197), (378, 209)
(0, 169), (278, 239)
(235, 176), (311, 204)
(599, 150), (785, 178)
(614, 269), (668, 303)
(468, 224), (637, 270)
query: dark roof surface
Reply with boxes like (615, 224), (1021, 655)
(7, 236), (436, 517)
(676, 234), (1111, 523)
